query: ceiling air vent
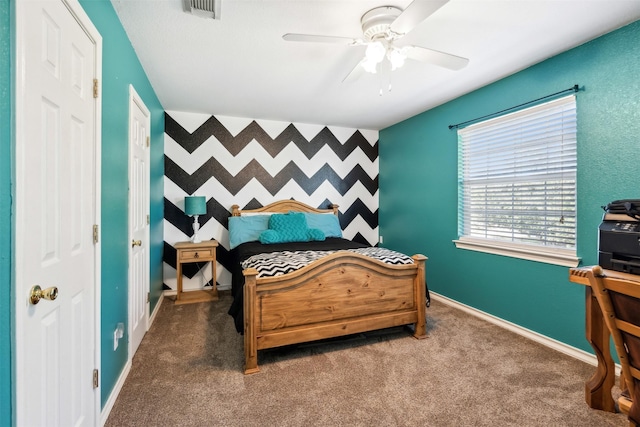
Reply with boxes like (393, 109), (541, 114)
(183, 0), (221, 19)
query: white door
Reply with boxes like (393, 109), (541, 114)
(14, 1), (102, 426)
(128, 85), (150, 356)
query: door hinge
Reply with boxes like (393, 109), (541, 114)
(93, 224), (99, 244)
(147, 292), (150, 303)
(93, 369), (99, 389)
(146, 214), (150, 225)
(93, 79), (99, 98)
(146, 136), (150, 147)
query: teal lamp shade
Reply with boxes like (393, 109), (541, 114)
(184, 196), (206, 216)
(184, 196), (206, 243)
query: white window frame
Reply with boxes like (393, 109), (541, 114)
(453, 95), (580, 267)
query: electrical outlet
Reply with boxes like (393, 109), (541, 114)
(113, 329), (119, 351)
(379, 235), (383, 244)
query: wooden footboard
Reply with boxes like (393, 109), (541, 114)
(243, 252), (427, 374)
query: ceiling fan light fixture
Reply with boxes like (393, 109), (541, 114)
(365, 41), (386, 63)
(361, 58), (379, 74)
(388, 47), (407, 71)
(362, 41), (386, 73)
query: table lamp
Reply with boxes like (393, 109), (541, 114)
(184, 196), (207, 243)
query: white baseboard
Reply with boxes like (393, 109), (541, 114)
(100, 359), (132, 426)
(430, 292), (621, 375)
(149, 292), (165, 326)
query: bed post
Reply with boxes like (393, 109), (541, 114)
(412, 254), (428, 339)
(329, 203), (339, 216)
(243, 268), (260, 374)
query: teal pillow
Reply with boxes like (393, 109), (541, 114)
(259, 227), (326, 244)
(258, 212), (327, 244)
(308, 228), (326, 241)
(266, 212), (309, 242)
(228, 215), (270, 249)
(258, 229), (281, 244)
(304, 213), (342, 238)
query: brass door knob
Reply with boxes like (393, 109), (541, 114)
(131, 239), (142, 247)
(29, 285), (58, 305)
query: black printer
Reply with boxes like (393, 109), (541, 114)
(599, 199), (640, 274)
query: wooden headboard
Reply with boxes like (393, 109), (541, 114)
(231, 200), (339, 217)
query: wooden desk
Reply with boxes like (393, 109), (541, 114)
(569, 266), (640, 412)
(175, 240), (218, 305)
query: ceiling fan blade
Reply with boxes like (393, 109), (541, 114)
(283, 33), (361, 45)
(342, 59), (366, 83)
(390, 0), (449, 35)
(406, 45), (469, 70)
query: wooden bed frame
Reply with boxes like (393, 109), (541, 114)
(231, 200), (428, 374)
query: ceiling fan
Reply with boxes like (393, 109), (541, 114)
(282, 0), (469, 84)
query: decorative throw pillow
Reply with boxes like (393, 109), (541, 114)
(258, 212), (326, 244)
(258, 229), (281, 244)
(267, 212), (309, 242)
(308, 228), (326, 241)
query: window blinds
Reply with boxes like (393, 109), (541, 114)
(458, 95), (577, 249)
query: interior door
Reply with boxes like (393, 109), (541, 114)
(14, 0), (101, 425)
(128, 85), (150, 356)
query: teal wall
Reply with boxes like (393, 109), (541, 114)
(0, 0), (11, 424)
(380, 20), (640, 353)
(78, 0), (165, 407)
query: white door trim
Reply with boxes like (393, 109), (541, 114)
(13, 0), (102, 425)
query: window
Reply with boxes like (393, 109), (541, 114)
(454, 95), (579, 267)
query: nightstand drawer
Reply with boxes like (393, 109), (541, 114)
(180, 248), (214, 261)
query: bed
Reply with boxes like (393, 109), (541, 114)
(227, 200), (428, 374)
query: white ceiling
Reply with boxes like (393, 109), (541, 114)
(111, 0), (640, 131)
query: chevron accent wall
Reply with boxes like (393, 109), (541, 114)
(163, 110), (379, 291)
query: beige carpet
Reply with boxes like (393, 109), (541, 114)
(105, 293), (627, 426)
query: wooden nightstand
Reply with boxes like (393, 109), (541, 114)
(174, 240), (219, 305)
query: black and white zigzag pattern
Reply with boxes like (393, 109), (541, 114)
(241, 248), (414, 278)
(162, 111), (379, 291)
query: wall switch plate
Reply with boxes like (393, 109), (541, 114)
(379, 236), (383, 244)
(113, 330), (119, 351)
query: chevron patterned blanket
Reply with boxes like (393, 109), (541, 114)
(241, 247), (414, 278)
